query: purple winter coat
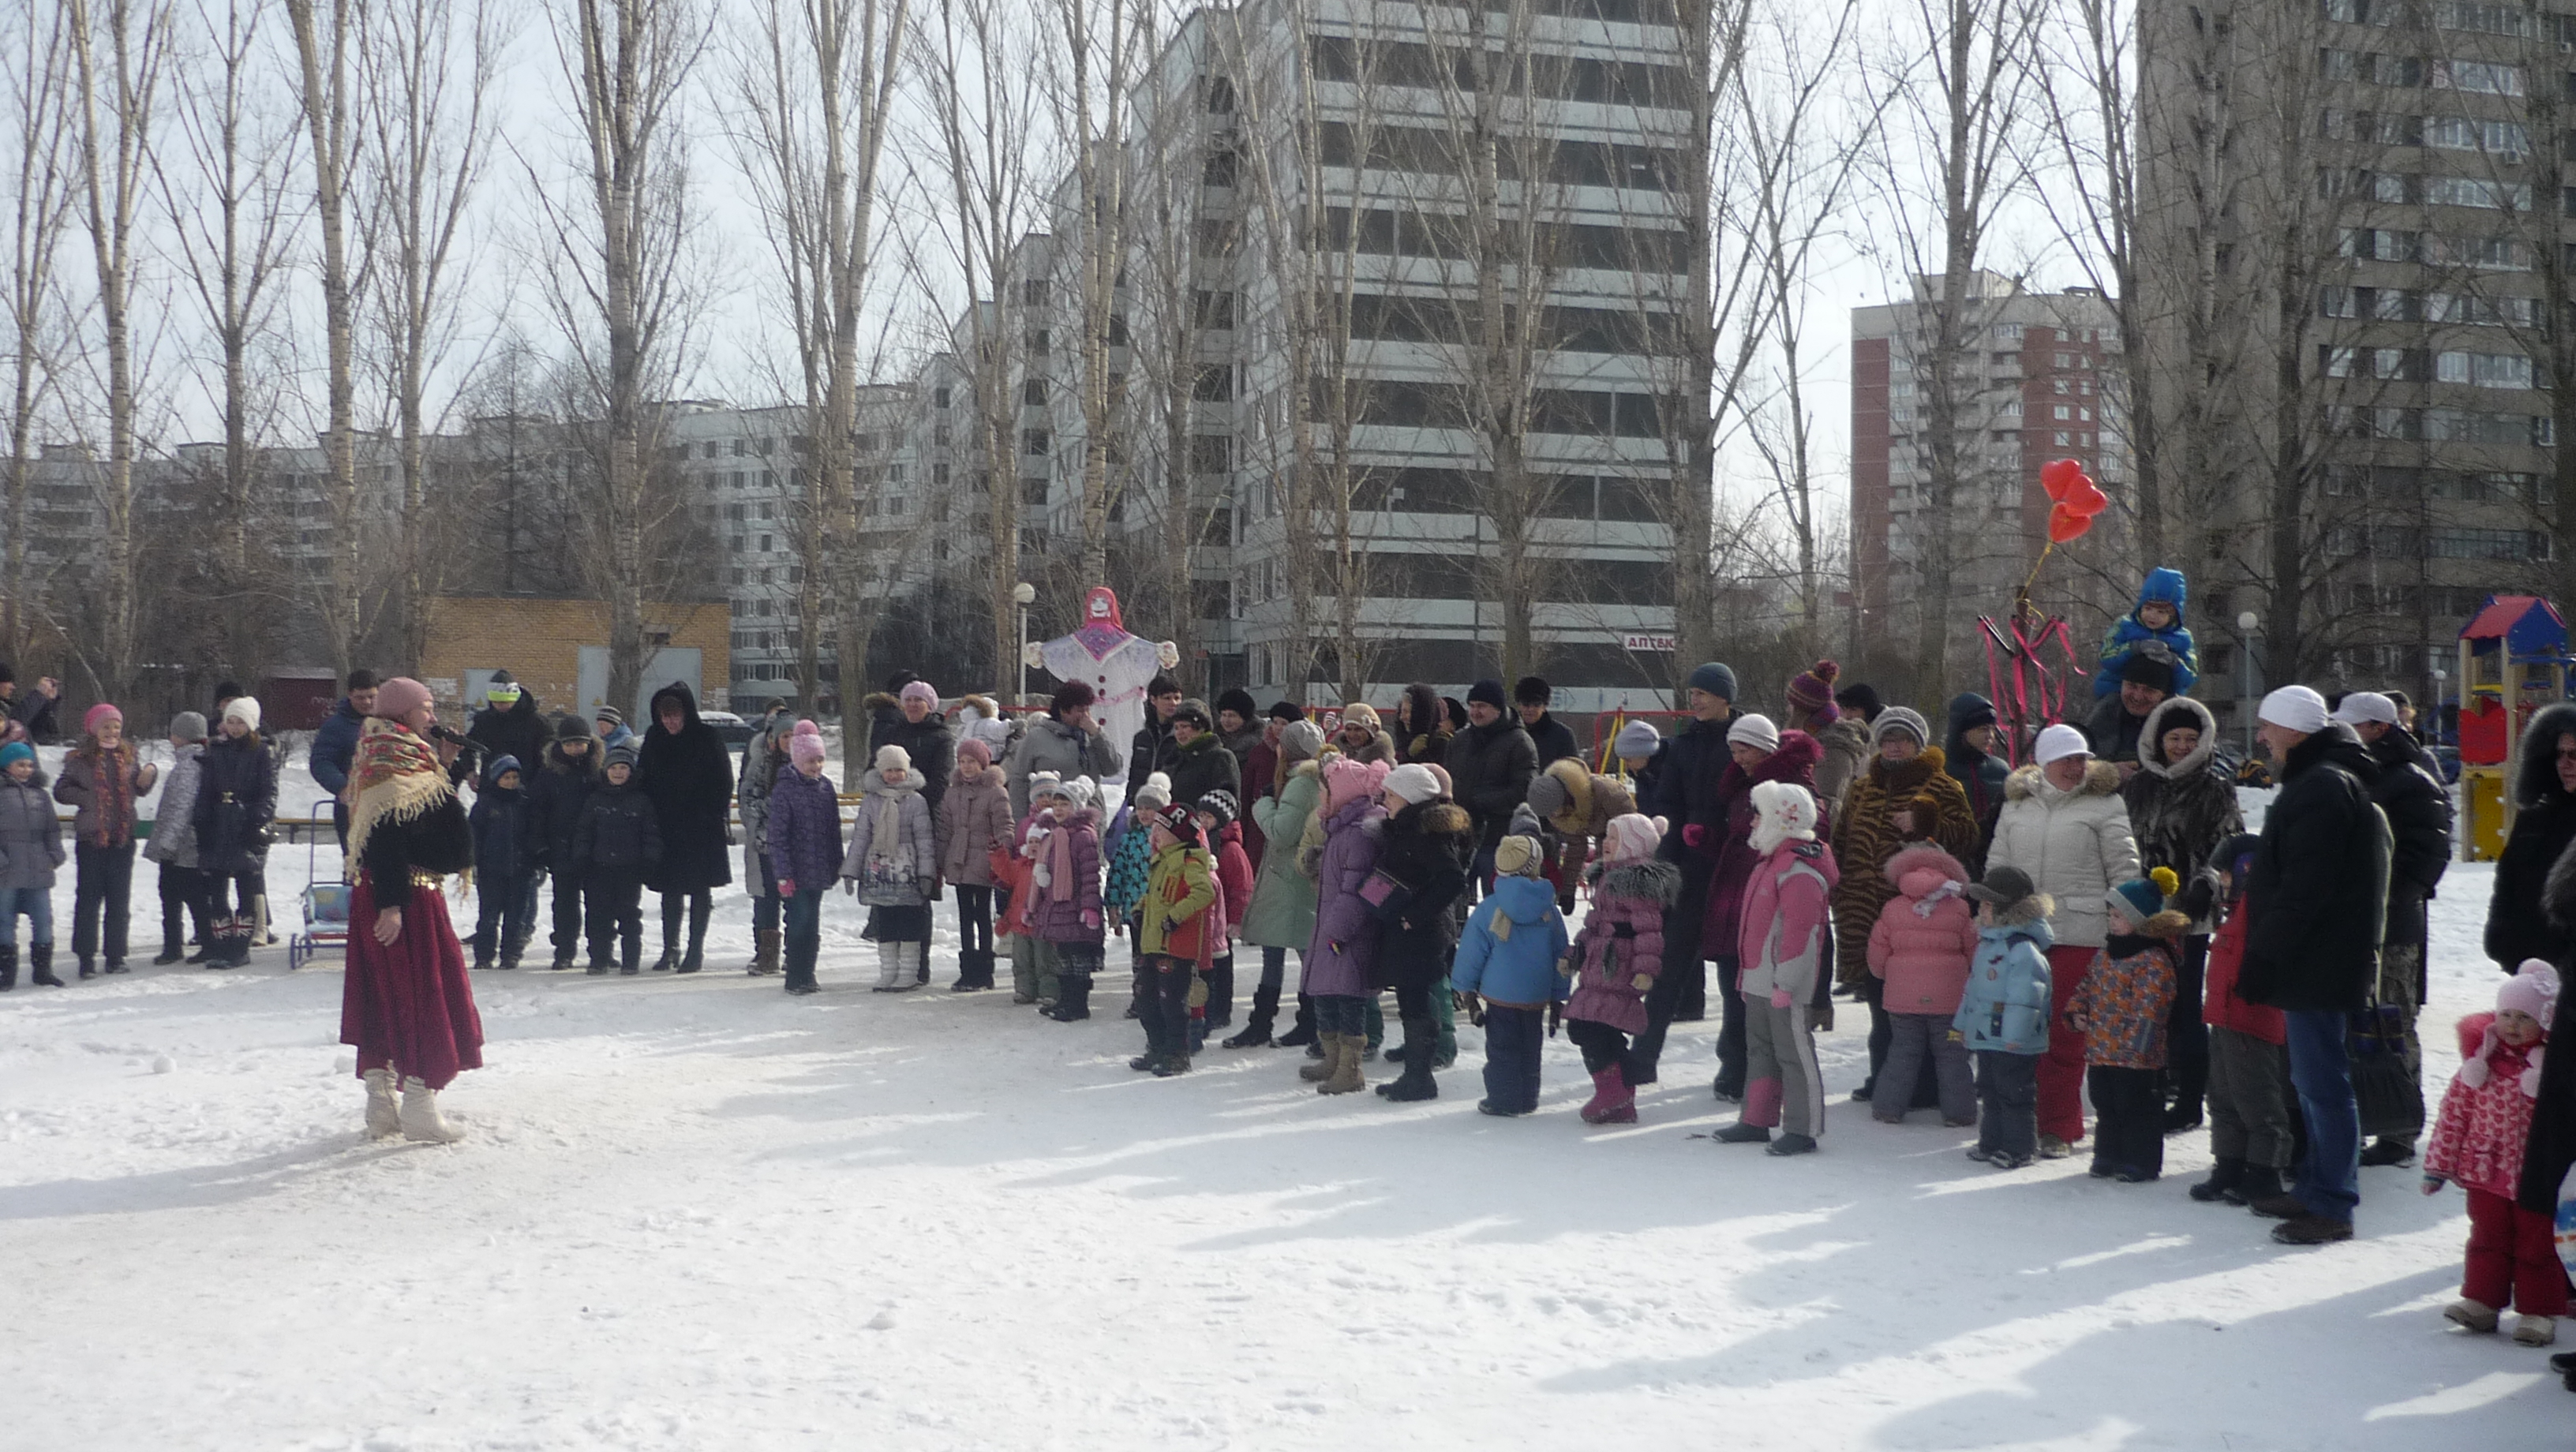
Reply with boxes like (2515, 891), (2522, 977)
(1024, 806), (1105, 945)
(1567, 857), (1683, 1035)
(1301, 798), (1387, 998)
(766, 767), (843, 892)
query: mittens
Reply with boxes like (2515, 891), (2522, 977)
(1682, 824), (1707, 850)
(777, 878), (796, 898)
(2421, 1173), (2449, 1196)
(1631, 972), (1653, 992)
(1080, 908), (1101, 930)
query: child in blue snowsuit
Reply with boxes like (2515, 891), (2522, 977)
(1956, 865), (2055, 1169)
(2095, 567), (2199, 698)
(1448, 833), (1571, 1116)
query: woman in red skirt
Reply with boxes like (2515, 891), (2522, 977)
(339, 676), (481, 1143)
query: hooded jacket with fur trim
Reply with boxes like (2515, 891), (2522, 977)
(2119, 696), (2241, 934)
(1986, 759), (2140, 950)
(938, 757), (1016, 887)
(1368, 798), (1475, 991)
(1566, 857), (1680, 1035)
(1830, 744), (1980, 982)
(2428, 1010), (2544, 1199)
(1866, 843), (1980, 1016)
(2489, 703), (2576, 969)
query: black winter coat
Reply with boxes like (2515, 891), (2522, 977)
(1366, 799), (1475, 991)
(192, 732), (278, 877)
(2084, 690), (2153, 765)
(2518, 855), (2576, 1213)
(1444, 718), (1539, 850)
(2241, 724), (2391, 1012)
(529, 738), (601, 870)
(2119, 697), (2241, 926)
(463, 694), (550, 787)
(1164, 731), (1241, 818)
(1945, 692), (2011, 870)
(573, 780), (664, 874)
(2487, 702), (2576, 971)
(2363, 723), (2451, 945)
(636, 683), (733, 892)
(1522, 711), (1581, 768)
(1128, 713), (1175, 792)
(470, 782), (537, 884)
(1639, 709), (1735, 870)
(864, 694), (957, 820)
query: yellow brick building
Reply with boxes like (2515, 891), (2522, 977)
(417, 596), (731, 722)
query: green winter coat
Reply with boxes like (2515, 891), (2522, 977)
(1241, 760), (1321, 949)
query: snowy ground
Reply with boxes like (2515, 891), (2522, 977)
(6, 779), (2568, 1449)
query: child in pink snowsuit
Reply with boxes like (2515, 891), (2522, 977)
(2424, 960), (2567, 1345)
(1717, 781), (1840, 1155)
(1562, 813), (1680, 1125)
(1865, 842), (1981, 1126)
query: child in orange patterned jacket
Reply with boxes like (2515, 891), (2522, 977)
(2424, 960), (2564, 1347)
(2069, 869), (2185, 1182)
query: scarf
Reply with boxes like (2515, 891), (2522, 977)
(1911, 878), (1966, 919)
(867, 776), (909, 867)
(346, 718), (459, 883)
(76, 742), (135, 847)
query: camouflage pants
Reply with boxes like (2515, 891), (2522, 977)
(2371, 941), (2425, 1148)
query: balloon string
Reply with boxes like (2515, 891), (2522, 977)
(2019, 539), (2056, 597)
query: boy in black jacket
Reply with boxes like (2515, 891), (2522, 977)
(528, 717), (602, 971)
(573, 743), (663, 974)
(467, 755), (537, 970)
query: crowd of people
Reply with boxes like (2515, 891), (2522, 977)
(15, 565), (2576, 1381)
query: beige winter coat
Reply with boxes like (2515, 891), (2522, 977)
(1986, 761), (2140, 949)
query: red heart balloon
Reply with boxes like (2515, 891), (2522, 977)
(2066, 479), (2109, 517)
(2040, 458), (2083, 502)
(2047, 502), (2093, 544)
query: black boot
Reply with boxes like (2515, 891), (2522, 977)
(77, 956), (96, 980)
(32, 945), (63, 986)
(1224, 979), (1280, 1048)
(0, 943), (14, 990)
(1047, 972), (1093, 1021)
(2189, 1157), (2245, 1203)
(2230, 1163), (2286, 1207)
(1377, 1016), (1440, 1102)
(1275, 994), (1318, 1047)
(678, 897), (708, 973)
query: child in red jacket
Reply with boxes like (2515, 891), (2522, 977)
(2424, 960), (2564, 1346)
(1193, 791), (1253, 1051)
(2193, 834), (2293, 1207)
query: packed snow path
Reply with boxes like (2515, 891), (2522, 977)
(5, 855), (2563, 1450)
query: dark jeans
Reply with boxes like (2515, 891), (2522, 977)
(1713, 955), (1745, 1095)
(2087, 1065), (2166, 1178)
(215, 867), (264, 918)
(1204, 950), (1234, 1027)
(783, 888), (824, 988)
(2285, 1008), (2361, 1222)
(1975, 1051), (2039, 1162)
(474, 869), (534, 964)
(591, 868), (645, 967)
(1314, 993), (1368, 1038)
(2165, 934), (2211, 1120)
(1138, 953), (1196, 1057)
(1481, 1005), (1545, 1112)
(955, 885), (994, 959)
(549, 866), (588, 960)
(661, 886), (711, 951)
(156, 862), (209, 954)
(73, 840), (135, 965)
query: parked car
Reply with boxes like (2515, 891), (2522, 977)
(699, 709), (756, 752)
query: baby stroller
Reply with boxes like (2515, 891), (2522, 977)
(287, 799), (352, 970)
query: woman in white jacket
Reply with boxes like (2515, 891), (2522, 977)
(1986, 722), (2140, 1158)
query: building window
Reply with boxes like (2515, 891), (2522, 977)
(1024, 377), (1046, 406)
(1023, 428), (1049, 455)
(935, 386), (952, 408)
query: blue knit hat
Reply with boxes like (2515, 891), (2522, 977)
(1687, 661), (1738, 701)
(2106, 868), (2181, 928)
(0, 740), (32, 771)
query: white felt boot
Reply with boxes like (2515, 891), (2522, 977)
(399, 1076), (464, 1143)
(363, 1068), (401, 1140)
(871, 941), (907, 992)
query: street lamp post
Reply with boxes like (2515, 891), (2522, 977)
(2237, 609), (2261, 763)
(1013, 582), (1036, 705)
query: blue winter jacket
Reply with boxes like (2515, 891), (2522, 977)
(310, 697), (365, 796)
(2095, 567), (2200, 698)
(1449, 874), (1572, 1007)
(1953, 916), (2055, 1054)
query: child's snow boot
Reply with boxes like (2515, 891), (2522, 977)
(871, 942), (912, 992)
(1320, 1035), (1366, 1095)
(362, 1068), (401, 1140)
(1377, 1016), (1439, 1102)
(30, 945), (62, 986)
(1152, 1051), (1192, 1077)
(1766, 1132), (1819, 1156)
(1046, 972), (1092, 1021)
(1301, 1031), (1341, 1082)
(1714, 1121), (1773, 1144)
(2446, 1297), (2500, 1334)
(588, 959), (610, 975)
(1578, 1066), (1635, 1124)
(2229, 1163), (2285, 1207)
(2518, 1315), (2560, 1347)
(77, 955), (95, 979)
(2189, 1158), (2245, 1203)
(748, 926), (781, 975)
(399, 1076), (463, 1143)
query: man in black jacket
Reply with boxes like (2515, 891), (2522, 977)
(2333, 690), (2454, 1167)
(1514, 676), (1581, 767)
(2241, 686), (2393, 1245)
(2083, 642), (2177, 770)
(1444, 679), (1538, 889)
(1128, 675), (1182, 790)
(466, 672), (550, 787)
(1633, 661), (1739, 1072)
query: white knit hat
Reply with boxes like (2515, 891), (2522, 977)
(2259, 685), (2330, 735)
(1749, 780), (1817, 842)
(874, 743), (912, 774)
(2033, 723), (2091, 765)
(1726, 713), (1780, 754)
(1383, 762), (1442, 806)
(223, 696), (261, 732)
(1131, 771), (1172, 810)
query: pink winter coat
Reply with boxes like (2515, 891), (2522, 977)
(1566, 857), (1683, 1035)
(1737, 836), (1840, 1005)
(2424, 1011), (2546, 1199)
(1865, 844), (1979, 1016)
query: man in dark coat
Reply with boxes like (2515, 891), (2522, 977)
(2083, 642), (2176, 769)
(2240, 686), (2391, 1245)
(1634, 661), (1739, 1071)
(867, 678), (956, 821)
(1514, 676), (1582, 767)
(0, 663), (62, 743)
(2486, 701), (2576, 972)
(463, 672), (550, 787)
(1944, 692), (2010, 872)
(1445, 679), (1539, 882)
(528, 714), (603, 971)
(1162, 699), (1241, 817)
(2330, 690), (2453, 1166)
(638, 680), (734, 973)
(311, 669), (377, 851)
(1127, 674), (1183, 790)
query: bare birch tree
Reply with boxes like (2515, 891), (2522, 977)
(66, 0), (175, 698)
(282, 0), (369, 672)
(3, 6), (77, 662)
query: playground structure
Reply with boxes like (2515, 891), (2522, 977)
(2456, 593), (2571, 861)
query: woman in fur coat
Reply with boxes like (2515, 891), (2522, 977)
(2120, 696), (2241, 1131)
(1829, 705), (1978, 1104)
